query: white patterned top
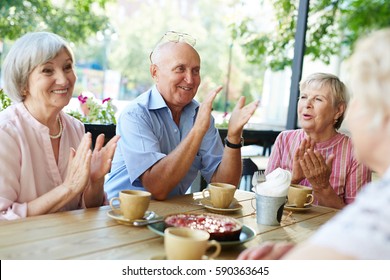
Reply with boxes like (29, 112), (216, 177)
(309, 167), (390, 259)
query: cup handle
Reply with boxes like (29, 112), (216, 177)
(206, 240), (221, 259)
(202, 189), (210, 199)
(109, 197), (121, 212)
(304, 194), (314, 206)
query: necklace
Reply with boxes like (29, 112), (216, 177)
(49, 116), (63, 139)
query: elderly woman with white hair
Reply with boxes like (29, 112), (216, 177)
(266, 72), (371, 209)
(0, 32), (119, 220)
(238, 28), (390, 259)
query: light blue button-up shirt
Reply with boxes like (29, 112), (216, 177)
(105, 86), (224, 199)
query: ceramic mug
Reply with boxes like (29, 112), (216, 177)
(202, 182), (236, 209)
(164, 227), (221, 260)
(287, 184), (314, 208)
(109, 190), (151, 220)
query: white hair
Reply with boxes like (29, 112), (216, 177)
(348, 28), (390, 128)
(300, 72), (348, 129)
(2, 32), (75, 102)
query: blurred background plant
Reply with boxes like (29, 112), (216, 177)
(215, 112), (230, 129)
(0, 88), (12, 112)
(0, 0), (111, 43)
(67, 94), (116, 124)
(230, 0), (390, 71)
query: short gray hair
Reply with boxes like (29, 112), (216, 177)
(300, 72), (348, 129)
(2, 32), (75, 102)
(348, 28), (390, 129)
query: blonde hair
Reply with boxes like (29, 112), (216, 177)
(299, 72), (348, 129)
(348, 28), (390, 128)
(2, 32), (75, 102)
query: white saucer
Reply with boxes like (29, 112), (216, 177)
(284, 204), (312, 212)
(107, 210), (155, 225)
(151, 254), (212, 260)
(200, 198), (242, 214)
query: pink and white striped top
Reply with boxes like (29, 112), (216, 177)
(266, 129), (371, 204)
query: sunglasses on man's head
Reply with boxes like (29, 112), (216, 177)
(161, 31), (196, 46)
(149, 31), (196, 63)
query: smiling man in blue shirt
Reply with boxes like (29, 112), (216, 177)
(105, 31), (259, 200)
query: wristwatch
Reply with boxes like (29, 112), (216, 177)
(224, 137), (244, 149)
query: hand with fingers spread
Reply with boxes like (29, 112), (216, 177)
(194, 86), (223, 135)
(292, 137), (315, 183)
(227, 96), (259, 138)
(63, 133), (93, 195)
(90, 134), (121, 184)
(82, 133), (120, 207)
(211, 96), (259, 186)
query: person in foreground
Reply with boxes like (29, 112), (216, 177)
(105, 31), (259, 200)
(266, 72), (371, 209)
(0, 32), (120, 220)
(238, 28), (390, 259)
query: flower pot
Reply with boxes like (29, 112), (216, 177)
(84, 123), (116, 147)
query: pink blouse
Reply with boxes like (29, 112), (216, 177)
(0, 102), (85, 220)
(266, 129), (371, 204)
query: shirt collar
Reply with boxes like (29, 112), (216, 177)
(149, 85), (167, 110)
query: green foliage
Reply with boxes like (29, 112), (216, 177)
(67, 95), (116, 124)
(104, 0), (265, 108)
(231, 0), (390, 71)
(0, 0), (112, 43)
(1, 0), (265, 115)
(0, 88), (12, 111)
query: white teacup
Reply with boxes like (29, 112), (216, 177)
(202, 182), (236, 209)
(287, 184), (314, 208)
(109, 190), (151, 220)
(164, 227), (221, 260)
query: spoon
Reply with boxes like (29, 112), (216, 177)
(133, 217), (164, 226)
(132, 211), (163, 226)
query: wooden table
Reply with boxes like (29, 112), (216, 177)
(0, 190), (338, 260)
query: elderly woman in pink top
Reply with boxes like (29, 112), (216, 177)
(266, 73), (371, 209)
(0, 32), (120, 220)
(238, 28), (390, 260)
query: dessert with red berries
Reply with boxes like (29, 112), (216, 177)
(164, 213), (242, 241)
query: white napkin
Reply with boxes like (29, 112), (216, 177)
(252, 168), (291, 197)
